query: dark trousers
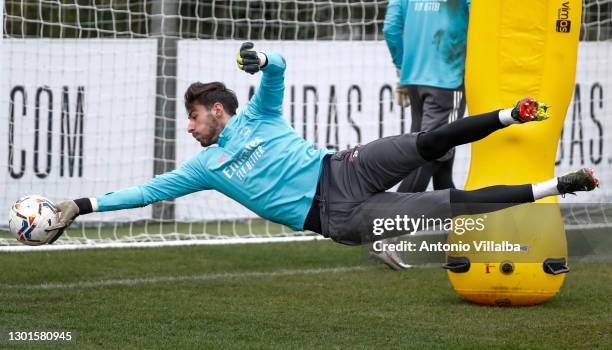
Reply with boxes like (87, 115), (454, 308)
(308, 110), (534, 245)
(398, 85), (466, 192)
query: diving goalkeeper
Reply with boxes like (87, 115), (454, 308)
(47, 42), (599, 245)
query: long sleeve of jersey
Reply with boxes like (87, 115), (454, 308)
(95, 156), (211, 211)
(383, 0), (405, 70)
(243, 51), (286, 118)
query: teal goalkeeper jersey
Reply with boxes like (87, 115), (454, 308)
(96, 52), (332, 231)
(383, 0), (470, 89)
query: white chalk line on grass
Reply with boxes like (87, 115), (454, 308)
(0, 266), (370, 290)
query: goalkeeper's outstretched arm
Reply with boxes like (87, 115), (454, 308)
(46, 157), (210, 242)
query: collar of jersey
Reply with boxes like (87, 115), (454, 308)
(217, 114), (238, 147)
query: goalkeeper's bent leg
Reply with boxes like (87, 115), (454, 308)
(416, 98), (551, 161)
(416, 110), (505, 161)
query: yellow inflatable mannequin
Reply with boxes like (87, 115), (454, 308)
(445, 0), (582, 306)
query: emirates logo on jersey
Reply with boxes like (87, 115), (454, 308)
(222, 137), (266, 181)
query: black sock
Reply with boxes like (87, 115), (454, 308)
(449, 185), (535, 216)
(417, 110), (504, 161)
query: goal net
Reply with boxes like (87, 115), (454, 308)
(0, 0), (610, 250)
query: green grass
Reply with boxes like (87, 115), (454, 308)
(0, 241), (610, 349)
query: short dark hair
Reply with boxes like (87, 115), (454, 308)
(184, 81), (239, 115)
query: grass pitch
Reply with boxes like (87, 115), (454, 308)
(0, 241), (610, 349)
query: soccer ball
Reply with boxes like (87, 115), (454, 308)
(8, 195), (60, 245)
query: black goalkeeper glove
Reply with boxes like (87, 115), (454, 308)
(236, 42), (266, 74)
(45, 198), (93, 244)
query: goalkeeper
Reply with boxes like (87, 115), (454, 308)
(48, 43), (599, 245)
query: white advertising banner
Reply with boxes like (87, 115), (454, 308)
(0, 39), (158, 222)
(175, 40), (611, 221)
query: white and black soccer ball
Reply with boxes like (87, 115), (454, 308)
(8, 195), (60, 246)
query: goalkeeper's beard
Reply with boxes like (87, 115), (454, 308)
(195, 117), (222, 147)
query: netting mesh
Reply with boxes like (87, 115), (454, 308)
(3, 0), (388, 39)
(5, 1), (610, 40)
(582, 0), (612, 40)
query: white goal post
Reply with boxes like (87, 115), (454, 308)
(1, 1), (611, 251)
